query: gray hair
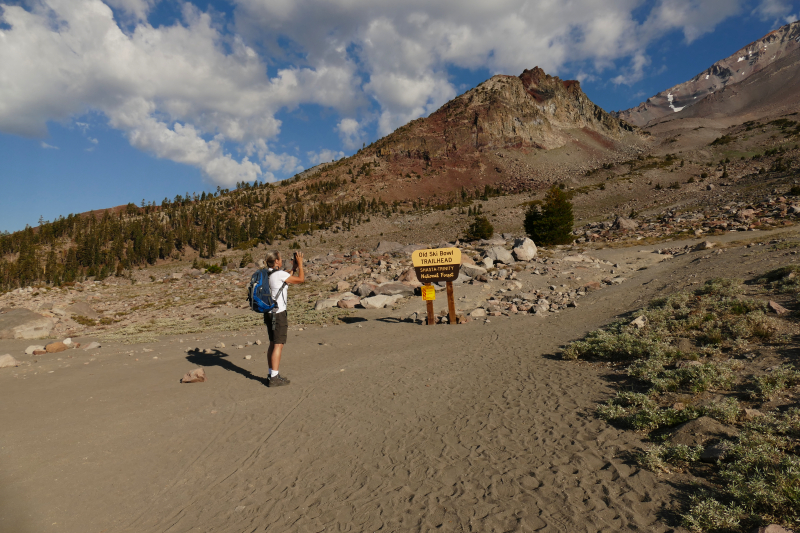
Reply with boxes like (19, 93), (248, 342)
(265, 251), (281, 268)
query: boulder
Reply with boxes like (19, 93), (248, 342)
(327, 264), (361, 281)
(65, 301), (99, 319)
(360, 294), (402, 309)
(82, 341), (102, 351)
(694, 240), (716, 251)
(485, 246), (514, 265)
(481, 257), (494, 269)
(669, 416), (738, 447)
(613, 217), (638, 231)
(396, 269), (418, 283)
(337, 298), (360, 309)
(45, 342), (68, 354)
(25, 345), (45, 355)
(355, 282), (379, 298)
(373, 241), (403, 254)
(215, 342), (225, 349)
(583, 281), (602, 292)
(0, 308), (55, 340)
(181, 368), (206, 383)
(335, 280), (351, 292)
(314, 298), (339, 311)
(372, 282), (415, 297)
(0, 354), (20, 369)
(512, 238), (537, 261)
(768, 300), (790, 316)
(401, 244), (428, 254)
(461, 264), (488, 278)
(631, 316), (647, 329)
(469, 308), (486, 317)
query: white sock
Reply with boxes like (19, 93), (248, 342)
(270, 369), (279, 378)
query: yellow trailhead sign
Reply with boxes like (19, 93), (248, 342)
(412, 248), (461, 267)
(421, 285), (436, 301)
(412, 247), (462, 283)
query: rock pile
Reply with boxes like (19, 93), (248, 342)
(576, 195), (799, 243)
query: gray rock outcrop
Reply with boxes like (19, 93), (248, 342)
(486, 246), (514, 265)
(0, 308), (55, 339)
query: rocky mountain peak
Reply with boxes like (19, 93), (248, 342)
(617, 20), (800, 127)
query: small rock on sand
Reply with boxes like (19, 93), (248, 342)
(255, 340), (262, 345)
(244, 355), (252, 360)
(45, 341), (68, 353)
(25, 345), (45, 355)
(181, 368), (206, 383)
(694, 240), (716, 251)
(0, 354), (20, 368)
(83, 342), (101, 351)
(215, 342), (225, 349)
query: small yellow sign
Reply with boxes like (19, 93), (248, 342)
(421, 285), (436, 301)
(412, 248), (461, 268)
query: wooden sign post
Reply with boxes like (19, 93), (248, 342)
(412, 248), (462, 325)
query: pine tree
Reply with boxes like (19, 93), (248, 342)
(524, 186), (574, 245)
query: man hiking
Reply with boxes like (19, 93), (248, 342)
(264, 250), (304, 387)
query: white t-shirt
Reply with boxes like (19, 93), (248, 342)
(268, 269), (291, 313)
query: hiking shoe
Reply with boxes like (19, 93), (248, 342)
(268, 374), (290, 387)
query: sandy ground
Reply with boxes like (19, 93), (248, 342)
(2, 228), (798, 533)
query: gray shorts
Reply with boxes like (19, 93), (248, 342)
(265, 311), (288, 344)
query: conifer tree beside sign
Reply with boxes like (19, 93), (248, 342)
(524, 186), (574, 245)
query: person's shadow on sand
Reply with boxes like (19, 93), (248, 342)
(186, 348), (270, 387)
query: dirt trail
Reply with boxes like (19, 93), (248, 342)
(2, 231), (797, 533)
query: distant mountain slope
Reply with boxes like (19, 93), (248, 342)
(617, 21), (800, 127)
(296, 67), (644, 202)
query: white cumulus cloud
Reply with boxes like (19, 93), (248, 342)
(0, 0), (360, 185)
(307, 149), (345, 166)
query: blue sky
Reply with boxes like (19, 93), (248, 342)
(1, 0), (798, 232)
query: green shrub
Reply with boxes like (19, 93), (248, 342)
(716, 409), (800, 525)
(597, 391), (700, 431)
(649, 361), (740, 394)
(524, 186), (574, 245)
(239, 252), (253, 268)
(683, 495), (744, 532)
(206, 264), (222, 274)
(638, 443), (704, 472)
(562, 324), (668, 361)
(750, 364), (800, 401)
(704, 398), (741, 424)
(74, 315), (97, 327)
(464, 215), (494, 240)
